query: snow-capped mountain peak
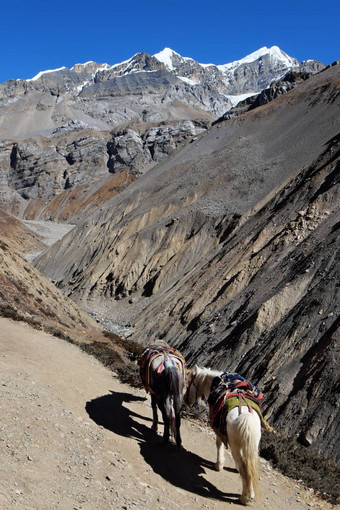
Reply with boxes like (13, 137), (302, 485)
(217, 46), (298, 72)
(153, 47), (194, 70)
(153, 48), (178, 69)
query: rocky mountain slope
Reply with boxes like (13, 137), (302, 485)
(0, 209), (45, 254)
(0, 46), (324, 221)
(0, 209), (111, 346)
(214, 67), (322, 122)
(0, 120), (208, 220)
(34, 63), (340, 463)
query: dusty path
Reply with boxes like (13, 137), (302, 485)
(0, 318), (335, 510)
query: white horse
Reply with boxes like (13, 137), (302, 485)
(186, 365), (262, 505)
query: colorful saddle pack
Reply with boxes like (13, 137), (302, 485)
(138, 339), (186, 393)
(208, 372), (269, 438)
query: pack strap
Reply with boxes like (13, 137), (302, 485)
(238, 391), (253, 414)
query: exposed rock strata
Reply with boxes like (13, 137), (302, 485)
(0, 121), (208, 219)
(107, 121), (208, 175)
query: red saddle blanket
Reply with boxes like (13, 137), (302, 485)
(138, 340), (185, 392)
(208, 373), (270, 438)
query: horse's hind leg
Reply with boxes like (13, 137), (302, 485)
(173, 395), (182, 448)
(215, 434), (224, 471)
(174, 410), (182, 448)
(151, 394), (158, 431)
(229, 441), (251, 505)
(159, 401), (170, 443)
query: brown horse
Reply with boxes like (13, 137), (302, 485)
(139, 340), (185, 448)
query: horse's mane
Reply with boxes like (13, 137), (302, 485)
(194, 366), (223, 384)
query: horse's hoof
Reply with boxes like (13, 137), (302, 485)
(151, 424), (158, 432)
(239, 495), (251, 506)
(215, 463), (222, 471)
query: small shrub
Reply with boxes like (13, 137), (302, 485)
(260, 429), (340, 504)
(103, 331), (144, 359)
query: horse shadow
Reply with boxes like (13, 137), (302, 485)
(86, 390), (241, 504)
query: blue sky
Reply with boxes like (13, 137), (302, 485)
(1, 0), (339, 83)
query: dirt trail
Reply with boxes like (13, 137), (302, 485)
(0, 318), (335, 510)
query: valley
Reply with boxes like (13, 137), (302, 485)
(0, 45), (339, 501)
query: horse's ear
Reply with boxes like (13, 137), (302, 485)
(193, 365), (199, 374)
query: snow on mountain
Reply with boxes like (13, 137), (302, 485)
(71, 61), (112, 74)
(226, 92), (258, 107)
(153, 45), (298, 74)
(27, 67), (68, 82)
(178, 76), (199, 86)
(150, 45), (300, 96)
(24, 45), (299, 89)
(217, 46), (297, 72)
(153, 48), (178, 70)
(153, 47), (196, 68)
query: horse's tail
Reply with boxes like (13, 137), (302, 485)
(234, 412), (260, 500)
(163, 366), (184, 411)
(163, 366), (184, 447)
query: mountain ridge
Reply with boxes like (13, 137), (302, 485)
(0, 46), (325, 141)
(12, 45), (298, 83)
